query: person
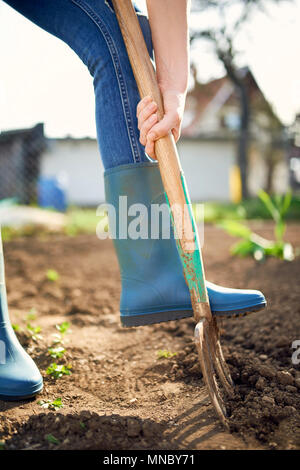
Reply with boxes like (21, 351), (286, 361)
(0, 0), (266, 400)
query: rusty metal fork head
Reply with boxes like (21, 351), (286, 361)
(194, 316), (234, 427)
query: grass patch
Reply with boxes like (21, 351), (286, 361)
(0, 225), (47, 242)
(1, 195), (299, 242)
(64, 207), (103, 236)
(198, 195), (300, 223)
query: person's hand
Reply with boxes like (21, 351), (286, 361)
(136, 89), (186, 159)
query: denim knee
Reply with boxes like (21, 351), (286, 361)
(69, 0), (153, 168)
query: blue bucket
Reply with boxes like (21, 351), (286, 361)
(37, 177), (67, 212)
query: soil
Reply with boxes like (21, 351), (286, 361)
(0, 222), (299, 450)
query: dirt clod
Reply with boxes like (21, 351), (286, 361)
(276, 371), (294, 385)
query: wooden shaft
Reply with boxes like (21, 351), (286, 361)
(111, 0), (194, 253)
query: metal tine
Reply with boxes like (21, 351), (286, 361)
(205, 321), (234, 396)
(201, 322), (228, 411)
(195, 321), (228, 427)
(205, 330), (233, 397)
(212, 318), (234, 387)
(195, 322), (228, 427)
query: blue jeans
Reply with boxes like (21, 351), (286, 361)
(3, 0), (153, 169)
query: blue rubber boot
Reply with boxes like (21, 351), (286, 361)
(104, 162), (266, 327)
(0, 231), (43, 400)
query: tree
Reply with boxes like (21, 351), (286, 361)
(191, 0), (292, 198)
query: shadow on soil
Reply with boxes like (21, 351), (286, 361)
(0, 402), (223, 450)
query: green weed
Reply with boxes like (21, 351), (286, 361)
(38, 398), (63, 411)
(219, 190), (295, 261)
(45, 434), (60, 445)
(26, 323), (43, 342)
(48, 346), (66, 359)
(46, 269), (60, 282)
(157, 350), (178, 359)
(46, 363), (72, 379)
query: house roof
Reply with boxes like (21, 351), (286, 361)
(0, 123), (45, 144)
(182, 74), (233, 138)
(49, 136), (97, 143)
(182, 67), (282, 138)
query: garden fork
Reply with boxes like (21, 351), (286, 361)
(112, 0), (234, 426)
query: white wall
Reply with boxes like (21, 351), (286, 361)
(41, 137), (235, 205)
(178, 139), (235, 201)
(41, 139), (105, 205)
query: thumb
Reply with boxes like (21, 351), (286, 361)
(147, 112), (179, 142)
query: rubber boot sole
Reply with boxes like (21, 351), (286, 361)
(0, 382), (43, 402)
(121, 302), (266, 327)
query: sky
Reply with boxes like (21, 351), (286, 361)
(0, 0), (299, 138)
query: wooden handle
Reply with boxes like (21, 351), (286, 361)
(112, 0), (195, 252)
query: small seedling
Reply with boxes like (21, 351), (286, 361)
(0, 441), (5, 450)
(51, 333), (63, 345)
(27, 323), (43, 342)
(38, 397), (63, 411)
(46, 269), (60, 282)
(46, 434), (60, 445)
(56, 322), (70, 335)
(157, 350), (178, 359)
(51, 322), (71, 345)
(48, 346), (66, 359)
(79, 421), (86, 429)
(26, 308), (37, 322)
(46, 363), (72, 379)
